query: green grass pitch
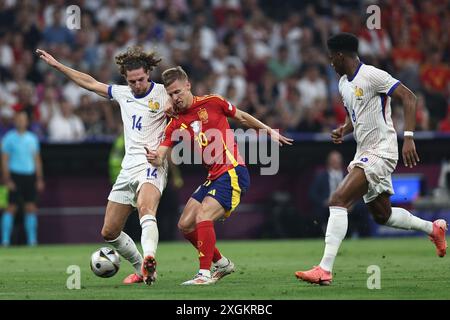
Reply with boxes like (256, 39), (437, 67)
(1, 237), (449, 300)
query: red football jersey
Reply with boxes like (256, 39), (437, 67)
(160, 95), (245, 180)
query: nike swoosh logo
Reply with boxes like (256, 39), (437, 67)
(126, 99), (133, 103)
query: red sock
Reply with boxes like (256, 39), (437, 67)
(196, 220), (216, 270)
(183, 229), (222, 262)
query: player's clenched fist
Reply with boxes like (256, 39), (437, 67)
(331, 126), (344, 144)
(144, 146), (160, 166)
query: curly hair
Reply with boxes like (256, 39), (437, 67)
(114, 46), (162, 76)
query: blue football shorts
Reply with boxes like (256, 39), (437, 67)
(191, 165), (250, 218)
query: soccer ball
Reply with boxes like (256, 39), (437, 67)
(90, 247), (121, 278)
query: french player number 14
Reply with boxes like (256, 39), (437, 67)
(147, 168), (157, 179)
(132, 115), (142, 131)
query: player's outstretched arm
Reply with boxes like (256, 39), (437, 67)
(331, 115), (353, 144)
(145, 145), (170, 167)
(233, 109), (293, 146)
(36, 49), (109, 98)
(391, 83), (420, 168)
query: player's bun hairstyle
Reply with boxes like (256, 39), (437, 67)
(115, 46), (162, 76)
(327, 33), (359, 55)
(161, 66), (188, 87)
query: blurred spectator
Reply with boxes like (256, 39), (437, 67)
(237, 83), (267, 122)
(331, 95), (347, 125)
(11, 83), (40, 124)
(0, 111), (13, 139)
(214, 0), (244, 40)
(294, 97), (328, 133)
(1, 111), (44, 246)
(48, 99), (85, 142)
(97, 0), (133, 29)
(277, 86), (305, 131)
(0, 1), (15, 31)
(321, 109), (338, 134)
(42, 9), (75, 47)
(35, 71), (61, 103)
(214, 63), (247, 106)
(415, 93), (430, 131)
(185, 49), (213, 84)
(0, 31), (13, 69)
(191, 13), (217, 60)
(268, 45), (297, 81)
(295, 107), (322, 132)
(391, 33), (422, 93)
(244, 44), (267, 84)
(420, 50), (450, 128)
(296, 64), (327, 109)
(38, 86), (61, 129)
(5, 63), (28, 96)
(269, 13), (303, 68)
(358, 28), (392, 66)
(257, 72), (279, 105)
(438, 106), (450, 133)
(210, 43), (242, 76)
(78, 94), (106, 139)
(0, 1), (447, 140)
(420, 50), (449, 94)
(14, 4), (41, 51)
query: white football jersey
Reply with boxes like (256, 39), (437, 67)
(338, 63), (400, 160)
(108, 82), (168, 169)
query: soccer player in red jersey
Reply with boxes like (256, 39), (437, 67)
(146, 66), (292, 285)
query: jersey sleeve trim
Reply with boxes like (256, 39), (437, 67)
(108, 85), (113, 99)
(387, 81), (401, 96)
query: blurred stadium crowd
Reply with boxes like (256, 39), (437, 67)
(0, 0), (449, 142)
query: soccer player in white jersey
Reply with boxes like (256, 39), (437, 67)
(36, 46), (169, 285)
(295, 33), (448, 285)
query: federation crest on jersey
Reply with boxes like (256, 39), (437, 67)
(148, 100), (160, 113)
(197, 108), (209, 123)
(354, 86), (363, 100)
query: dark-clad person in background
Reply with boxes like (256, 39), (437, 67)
(309, 150), (371, 238)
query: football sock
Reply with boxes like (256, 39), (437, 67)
(213, 248), (223, 263)
(214, 256), (230, 268)
(183, 229), (222, 262)
(386, 207), (433, 234)
(196, 220), (216, 271)
(140, 214), (158, 257)
(24, 213), (38, 246)
(1, 212), (14, 246)
(199, 269), (211, 278)
(107, 231), (143, 275)
(319, 206), (348, 272)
